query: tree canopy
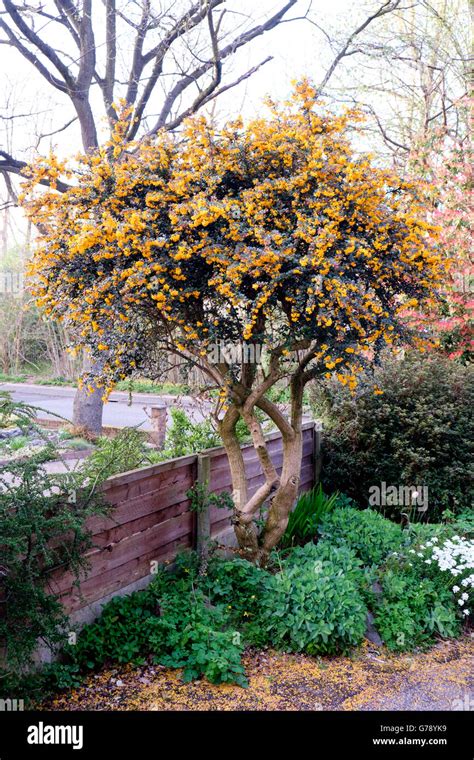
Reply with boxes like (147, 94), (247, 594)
(22, 82), (445, 559)
(23, 83), (442, 395)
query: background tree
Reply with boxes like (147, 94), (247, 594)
(0, 0), (299, 432)
(311, 0), (472, 360)
(23, 84), (443, 562)
(404, 99), (473, 362)
(313, 0), (472, 165)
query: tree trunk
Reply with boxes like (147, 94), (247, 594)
(71, 100), (104, 434)
(72, 353), (103, 436)
(219, 387), (305, 565)
(258, 430), (302, 564)
(218, 407), (260, 561)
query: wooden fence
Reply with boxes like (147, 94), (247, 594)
(48, 421), (320, 616)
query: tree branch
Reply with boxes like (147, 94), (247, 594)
(0, 150), (70, 192)
(147, 0), (298, 135)
(2, 0), (75, 88)
(318, 0), (403, 93)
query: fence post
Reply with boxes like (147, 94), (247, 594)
(313, 420), (323, 487)
(196, 453), (211, 566)
(149, 403), (167, 449)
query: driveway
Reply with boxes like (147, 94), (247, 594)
(0, 382), (210, 431)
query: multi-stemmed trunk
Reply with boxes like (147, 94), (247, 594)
(218, 378), (305, 565)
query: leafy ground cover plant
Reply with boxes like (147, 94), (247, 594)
(3, 501), (471, 699)
(67, 565), (248, 687)
(257, 559), (368, 655)
(373, 567), (460, 651)
(318, 506), (404, 566)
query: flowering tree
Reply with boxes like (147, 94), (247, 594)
(405, 101), (473, 362)
(23, 84), (443, 562)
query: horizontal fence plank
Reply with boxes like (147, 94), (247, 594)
(58, 535), (194, 613)
(90, 500), (192, 549)
(88, 474), (194, 535)
(103, 462), (196, 506)
(49, 421), (318, 613)
(48, 511), (194, 594)
(102, 454), (197, 491)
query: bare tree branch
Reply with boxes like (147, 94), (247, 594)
(318, 0), (403, 93)
(147, 0), (298, 135)
(2, 0), (75, 88)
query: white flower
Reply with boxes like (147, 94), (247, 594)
(417, 552), (423, 557)
(461, 593), (469, 601)
(452, 586), (460, 593)
(425, 559), (432, 565)
(463, 609), (470, 616)
(458, 599), (465, 606)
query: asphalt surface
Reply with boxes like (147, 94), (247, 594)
(0, 382), (208, 431)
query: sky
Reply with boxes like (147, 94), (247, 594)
(0, 1), (352, 157)
(0, 0), (470, 247)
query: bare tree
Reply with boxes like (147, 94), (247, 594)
(309, 0), (472, 165)
(0, 0), (300, 433)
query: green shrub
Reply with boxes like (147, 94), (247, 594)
(0, 661), (83, 706)
(0, 395), (107, 670)
(280, 484), (339, 548)
(72, 589), (160, 668)
(158, 408), (221, 459)
(374, 568), (460, 651)
(147, 586), (247, 686)
(70, 569), (248, 686)
(84, 427), (150, 479)
(318, 507), (404, 566)
(257, 559), (367, 655)
(310, 351), (474, 519)
(202, 556), (265, 623)
(404, 512), (474, 545)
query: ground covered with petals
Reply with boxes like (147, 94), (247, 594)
(42, 636), (473, 712)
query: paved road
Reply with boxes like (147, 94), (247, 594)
(1, 382), (209, 431)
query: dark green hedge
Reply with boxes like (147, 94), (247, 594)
(310, 352), (473, 520)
